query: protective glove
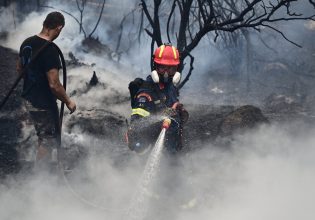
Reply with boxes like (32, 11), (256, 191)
(163, 107), (177, 117)
(175, 103), (189, 124)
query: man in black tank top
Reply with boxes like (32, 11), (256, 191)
(17, 12), (76, 167)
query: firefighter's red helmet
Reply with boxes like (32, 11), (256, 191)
(153, 44), (180, 66)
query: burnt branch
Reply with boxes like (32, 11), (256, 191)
(139, 9), (144, 44)
(125, 0), (315, 90)
(140, 0), (154, 27)
(88, 0), (106, 38)
(76, 0), (86, 35)
(258, 34), (278, 54)
(178, 53), (194, 90)
(167, 1), (177, 43)
(153, 0), (163, 46)
(116, 12), (128, 53)
(262, 24), (302, 48)
(140, 0), (162, 46)
(145, 28), (154, 38)
(116, 7), (139, 53)
(150, 37), (155, 70)
(177, 0), (193, 52)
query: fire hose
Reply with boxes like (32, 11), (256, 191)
(0, 42), (66, 132)
(0, 42), (130, 212)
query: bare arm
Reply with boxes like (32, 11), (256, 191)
(47, 68), (76, 113)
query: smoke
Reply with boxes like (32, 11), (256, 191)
(1, 1), (314, 103)
(0, 2), (315, 220)
(1, 121), (315, 220)
(0, 4), (17, 33)
(183, 123), (315, 220)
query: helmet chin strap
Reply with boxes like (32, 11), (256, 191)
(151, 70), (181, 85)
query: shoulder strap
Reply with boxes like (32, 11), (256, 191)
(21, 41), (53, 96)
(24, 40), (52, 70)
(0, 41), (52, 110)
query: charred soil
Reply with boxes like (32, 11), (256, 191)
(1, 44), (313, 178)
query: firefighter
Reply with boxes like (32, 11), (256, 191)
(127, 43), (189, 154)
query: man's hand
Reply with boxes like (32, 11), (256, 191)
(66, 99), (76, 114)
(47, 69), (76, 114)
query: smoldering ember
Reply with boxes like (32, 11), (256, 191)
(1, 1), (315, 220)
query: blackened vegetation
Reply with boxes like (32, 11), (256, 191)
(61, 109), (127, 170)
(81, 37), (117, 61)
(182, 105), (268, 150)
(69, 71), (107, 97)
(67, 109), (126, 142)
(67, 52), (82, 67)
(40, 0), (106, 39)
(0, 43), (313, 178)
(119, 0), (315, 89)
(0, 46), (23, 178)
(219, 105), (268, 136)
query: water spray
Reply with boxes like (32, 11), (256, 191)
(125, 118), (171, 220)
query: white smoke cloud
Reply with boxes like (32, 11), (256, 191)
(174, 122), (315, 220)
(1, 122), (315, 220)
(1, 6), (84, 52)
(1, 2), (315, 220)
(0, 4), (17, 33)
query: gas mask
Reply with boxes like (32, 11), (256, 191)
(151, 70), (181, 85)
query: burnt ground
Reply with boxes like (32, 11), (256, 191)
(1, 44), (314, 179)
(0, 46), (24, 177)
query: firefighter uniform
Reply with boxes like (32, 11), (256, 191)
(127, 44), (188, 153)
(128, 75), (183, 153)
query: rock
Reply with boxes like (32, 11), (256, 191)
(0, 44), (309, 178)
(219, 105), (268, 136)
(65, 104), (269, 149)
(81, 37), (115, 60)
(184, 105), (235, 143)
(67, 109), (126, 142)
(184, 105), (268, 146)
(0, 144), (20, 178)
(67, 52), (82, 66)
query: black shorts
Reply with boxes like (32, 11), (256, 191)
(26, 101), (60, 148)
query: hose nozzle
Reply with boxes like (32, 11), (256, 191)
(162, 118), (171, 129)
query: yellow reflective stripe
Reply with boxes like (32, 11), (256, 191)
(172, 46), (177, 59)
(158, 45), (165, 58)
(131, 108), (150, 117)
